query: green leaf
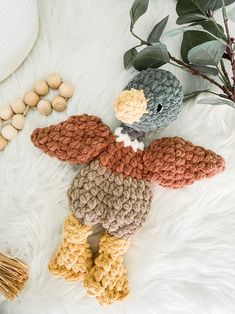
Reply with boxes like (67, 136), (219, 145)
(133, 44), (170, 71)
(176, 0), (209, 17)
(163, 25), (204, 38)
(176, 20), (226, 63)
(209, 0), (235, 11)
(123, 47), (138, 69)
(197, 96), (235, 107)
(176, 14), (208, 25)
(228, 6), (235, 21)
(190, 64), (219, 75)
(176, 0), (234, 17)
(180, 20), (226, 63)
(196, 20), (226, 40)
(130, 0), (149, 28)
(147, 15), (169, 43)
(181, 31), (212, 62)
(188, 40), (226, 66)
(183, 89), (209, 102)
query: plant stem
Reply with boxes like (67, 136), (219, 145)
(169, 61), (185, 70)
(216, 64), (230, 87)
(130, 28), (150, 46)
(220, 59), (232, 88)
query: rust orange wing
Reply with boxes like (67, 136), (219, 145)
(142, 137), (225, 188)
(31, 114), (115, 164)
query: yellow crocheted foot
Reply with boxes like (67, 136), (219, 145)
(84, 233), (130, 305)
(48, 213), (93, 281)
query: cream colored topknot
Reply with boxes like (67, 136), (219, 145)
(114, 88), (148, 124)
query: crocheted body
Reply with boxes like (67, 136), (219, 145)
(68, 159), (152, 239)
(31, 113), (225, 306)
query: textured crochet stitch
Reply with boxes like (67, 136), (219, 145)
(31, 68), (225, 306)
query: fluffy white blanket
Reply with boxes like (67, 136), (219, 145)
(0, 1), (235, 313)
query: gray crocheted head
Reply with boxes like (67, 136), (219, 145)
(114, 68), (183, 133)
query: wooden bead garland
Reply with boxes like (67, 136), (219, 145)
(0, 73), (74, 151)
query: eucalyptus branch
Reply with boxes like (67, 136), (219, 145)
(125, 0), (235, 104)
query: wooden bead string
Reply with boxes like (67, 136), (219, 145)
(0, 73), (74, 151)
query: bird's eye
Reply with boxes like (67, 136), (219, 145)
(157, 104), (163, 113)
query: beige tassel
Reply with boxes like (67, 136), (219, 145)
(0, 253), (28, 300)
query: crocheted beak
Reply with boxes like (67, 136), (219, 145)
(114, 88), (148, 125)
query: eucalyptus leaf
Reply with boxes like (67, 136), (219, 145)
(183, 89), (210, 102)
(176, 0), (208, 16)
(191, 64), (219, 75)
(228, 6), (235, 21)
(176, 14), (208, 25)
(133, 44), (170, 70)
(195, 20), (226, 40)
(188, 40), (226, 66)
(124, 47), (138, 69)
(164, 24), (225, 44)
(197, 96), (235, 108)
(209, 0), (235, 11)
(181, 19), (226, 63)
(148, 15), (169, 43)
(130, 0), (149, 28)
(181, 31), (212, 62)
(176, 0), (234, 17)
(163, 25), (204, 38)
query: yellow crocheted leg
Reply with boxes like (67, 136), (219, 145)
(48, 213), (93, 281)
(84, 233), (130, 305)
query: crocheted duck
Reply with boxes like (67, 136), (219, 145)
(31, 69), (225, 306)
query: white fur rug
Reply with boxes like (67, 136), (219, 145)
(0, 0), (235, 313)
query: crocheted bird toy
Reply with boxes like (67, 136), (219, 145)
(31, 68), (225, 306)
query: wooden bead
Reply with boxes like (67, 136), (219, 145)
(0, 106), (14, 120)
(37, 100), (52, 115)
(23, 91), (40, 107)
(52, 96), (67, 112)
(12, 114), (25, 130)
(2, 125), (18, 140)
(0, 135), (8, 150)
(34, 80), (49, 96)
(47, 73), (62, 89)
(59, 82), (74, 98)
(11, 99), (27, 114)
